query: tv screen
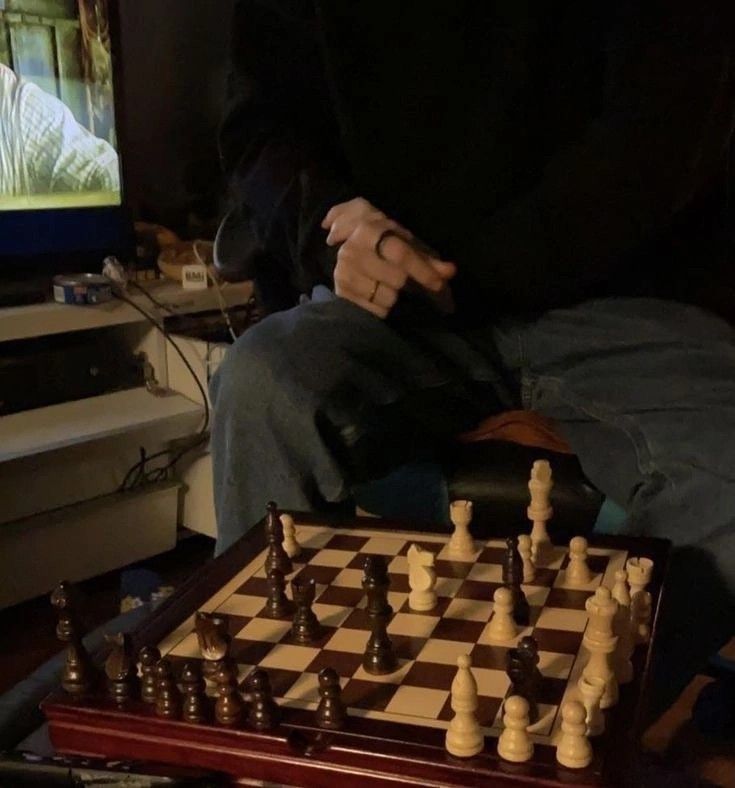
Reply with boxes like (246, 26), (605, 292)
(0, 0), (128, 263)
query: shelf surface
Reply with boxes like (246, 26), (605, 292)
(0, 279), (253, 342)
(0, 387), (205, 462)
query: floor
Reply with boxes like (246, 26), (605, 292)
(1, 535), (733, 786)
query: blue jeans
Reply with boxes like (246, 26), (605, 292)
(210, 291), (735, 714)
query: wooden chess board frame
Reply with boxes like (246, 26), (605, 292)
(43, 514), (670, 787)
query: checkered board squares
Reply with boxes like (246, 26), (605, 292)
(158, 522), (630, 745)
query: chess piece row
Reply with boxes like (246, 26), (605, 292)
(49, 578), (346, 731)
(445, 652), (593, 770)
(108, 630), (347, 732)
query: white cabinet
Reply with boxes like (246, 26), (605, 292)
(0, 279), (249, 608)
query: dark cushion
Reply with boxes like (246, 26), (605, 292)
(445, 440), (603, 542)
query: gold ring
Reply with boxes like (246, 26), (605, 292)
(368, 280), (380, 303)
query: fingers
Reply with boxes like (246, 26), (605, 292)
(322, 198), (369, 229)
(334, 265), (399, 318)
(328, 207), (456, 319)
(369, 225), (456, 293)
(322, 198), (384, 246)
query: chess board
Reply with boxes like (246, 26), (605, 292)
(43, 514), (670, 787)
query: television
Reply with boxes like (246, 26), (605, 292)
(0, 0), (131, 305)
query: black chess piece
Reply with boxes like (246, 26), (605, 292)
(181, 662), (209, 724)
(195, 611), (232, 680)
(139, 645), (161, 703)
(50, 581), (97, 696)
(214, 662), (244, 726)
(362, 555), (397, 675)
(291, 576), (322, 644)
(264, 567), (294, 618)
(246, 669), (280, 730)
(265, 501), (293, 576)
(104, 633), (139, 705)
(155, 659), (182, 719)
(503, 537), (531, 626)
(506, 635), (542, 724)
(316, 668), (347, 730)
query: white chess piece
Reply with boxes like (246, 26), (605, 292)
(626, 557), (654, 644)
(497, 695), (534, 763)
(556, 701), (593, 769)
(407, 544), (437, 612)
(517, 534), (535, 584)
(565, 536), (592, 587)
(582, 586), (619, 709)
(445, 654), (484, 758)
(611, 569), (634, 684)
(577, 675), (606, 737)
(280, 513), (301, 559)
(486, 587), (517, 644)
(448, 500), (475, 559)
(527, 460), (553, 567)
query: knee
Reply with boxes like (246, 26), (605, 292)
(210, 317), (285, 417)
(210, 298), (353, 419)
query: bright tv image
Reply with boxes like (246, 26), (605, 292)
(0, 0), (121, 211)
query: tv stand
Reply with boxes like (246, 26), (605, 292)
(0, 279), (252, 609)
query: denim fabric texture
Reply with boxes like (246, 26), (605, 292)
(210, 291), (735, 715)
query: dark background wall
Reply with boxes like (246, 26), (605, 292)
(117, 0), (235, 235)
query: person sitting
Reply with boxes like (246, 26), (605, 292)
(211, 0), (735, 717)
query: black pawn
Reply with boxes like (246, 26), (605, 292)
(316, 668), (347, 730)
(265, 501), (293, 576)
(507, 636), (542, 724)
(214, 662), (243, 726)
(291, 577), (322, 644)
(104, 633), (139, 705)
(362, 555), (397, 675)
(264, 568), (294, 618)
(139, 645), (161, 703)
(155, 659), (181, 719)
(246, 669), (280, 730)
(181, 662), (208, 724)
(503, 537), (531, 626)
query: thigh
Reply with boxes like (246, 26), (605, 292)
(494, 298), (735, 535)
(212, 292), (499, 478)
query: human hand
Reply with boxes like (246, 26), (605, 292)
(322, 198), (456, 319)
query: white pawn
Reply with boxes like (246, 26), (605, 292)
(565, 536), (592, 587)
(497, 695), (534, 763)
(577, 675), (606, 737)
(448, 500), (475, 559)
(517, 534), (535, 583)
(556, 701), (593, 769)
(445, 654), (484, 758)
(280, 513), (301, 559)
(486, 587), (517, 644)
(611, 569), (634, 684)
(407, 544), (437, 612)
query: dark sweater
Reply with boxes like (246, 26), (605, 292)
(220, 0), (735, 320)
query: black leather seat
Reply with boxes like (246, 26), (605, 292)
(445, 440), (603, 542)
